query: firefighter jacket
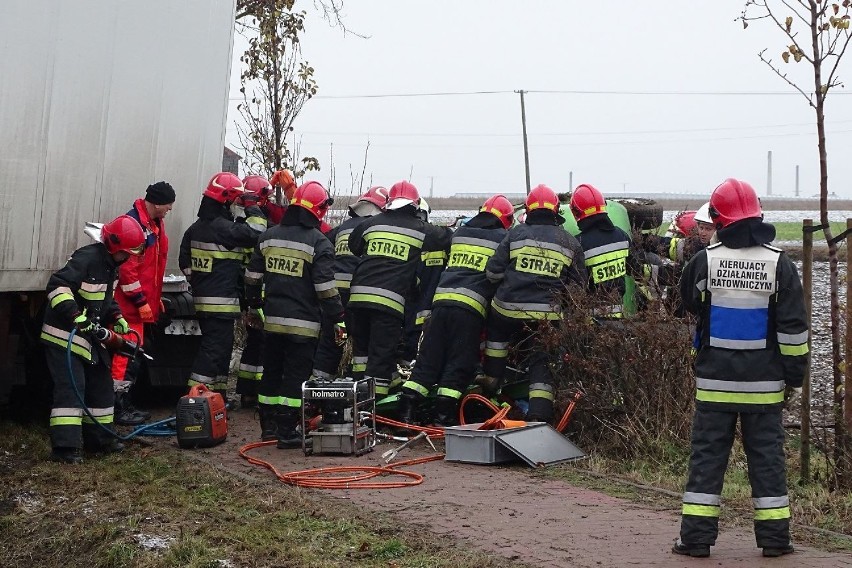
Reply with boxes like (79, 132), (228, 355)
(244, 207), (343, 339)
(576, 214), (640, 318)
(486, 210), (587, 320)
(179, 196), (265, 318)
(414, 234), (450, 325)
(431, 213), (507, 319)
(41, 243), (122, 363)
(328, 213), (373, 295)
(680, 218), (809, 413)
(347, 207), (453, 319)
(115, 199), (168, 323)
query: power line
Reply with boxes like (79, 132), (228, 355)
(286, 128), (852, 149)
(227, 88), (852, 101)
(288, 120), (852, 138)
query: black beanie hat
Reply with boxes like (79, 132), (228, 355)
(145, 181), (176, 205)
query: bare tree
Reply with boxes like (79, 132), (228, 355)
(740, 0), (852, 486)
(235, 1), (320, 179)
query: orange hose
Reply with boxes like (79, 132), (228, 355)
(239, 440), (444, 489)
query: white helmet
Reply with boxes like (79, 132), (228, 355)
(416, 197), (431, 222)
(695, 202), (712, 224)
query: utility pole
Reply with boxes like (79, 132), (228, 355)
(516, 89), (531, 195)
(569, 170), (573, 190)
(429, 176), (434, 199)
(795, 165), (800, 197)
(767, 150), (773, 196)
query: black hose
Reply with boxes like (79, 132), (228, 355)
(66, 327), (176, 440)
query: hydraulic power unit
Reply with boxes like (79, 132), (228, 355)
(302, 377), (375, 456)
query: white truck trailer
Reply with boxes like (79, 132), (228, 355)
(0, 0), (237, 406)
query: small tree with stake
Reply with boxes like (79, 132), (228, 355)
(740, 0), (852, 487)
(235, 0), (321, 179)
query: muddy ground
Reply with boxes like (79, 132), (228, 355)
(152, 406), (852, 568)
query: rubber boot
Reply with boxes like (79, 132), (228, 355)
(49, 447), (84, 464)
(258, 404), (278, 442)
(114, 392), (146, 426)
(275, 408), (303, 449)
(432, 395), (459, 427)
(395, 391), (420, 434)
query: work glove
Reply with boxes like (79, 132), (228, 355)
(334, 321), (347, 345)
(73, 309), (94, 333)
(113, 317), (130, 335)
(244, 308), (264, 329)
(137, 303), (154, 322)
(230, 202), (246, 220)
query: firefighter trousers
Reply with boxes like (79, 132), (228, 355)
(45, 346), (115, 450)
(188, 316), (235, 392)
(680, 408), (790, 549)
(258, 332), (317, 410)
(483, 310), (556, 421)
(236, 324), (264, 396)
(349, 307), (403, 397)
(312, 291), (352, 380)
(405, 305), (482, 400)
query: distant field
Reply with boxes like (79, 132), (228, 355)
(773, 221), (847, 241)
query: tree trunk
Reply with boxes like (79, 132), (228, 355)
(808, 4), (848, 489)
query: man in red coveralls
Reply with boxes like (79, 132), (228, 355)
(112, 181), (175, 424)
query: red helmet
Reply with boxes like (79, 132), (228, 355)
(386, 181), (420, 210)
(525, 184), (559, 213)
(242, 175), (273, 204)
(670, 210), (697, 237)
(569, 184), (607, 221)
(290, 181), (334, 221)
(359, 185), (389, 208)
(203, 172), (244, 204)
(709, 178), (762, 228)
(480, 194), (515, 229)
(101, 214), (145, 255)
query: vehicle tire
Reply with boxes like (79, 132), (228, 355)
(611, 198), (663, 231)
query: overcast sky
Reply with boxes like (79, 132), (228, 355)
(225, 1), (852, 199)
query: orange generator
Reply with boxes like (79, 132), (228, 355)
(176, 384), (227, 448)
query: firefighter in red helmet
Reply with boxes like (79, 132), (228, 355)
(41, 215), (145, 464)
(569, 184), (641, 320)
(478, 184), (587, 423)
(346, 181), (452, 404)
(397, 194), (514, 427)
(673, 178), (807, 558)
(312, 185), (388, 382)
(235, 174), (280, 407)
(244, 181), (344, 447)
(179, 172), (267, 407)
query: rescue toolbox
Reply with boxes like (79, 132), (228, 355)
(176, 384), (227, 448)
(443, 422), (586, 467)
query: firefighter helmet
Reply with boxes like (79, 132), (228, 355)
(416, 197), (431, 222)
(569, 184), (607, 221)
(669, 210), (697, 237)
(525, 184), (559, 213)
(480, 194), (514, 229)
(101, 214), (145, 255)
(385, 181), (420, 210)
(359, 185), (389, 208)
(203, 172), (244, 204)
(695, 202), (712, 224)
(290, 181), (334, 221)
(709, 178), (762, 228)
(242, 175), (273, 203)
